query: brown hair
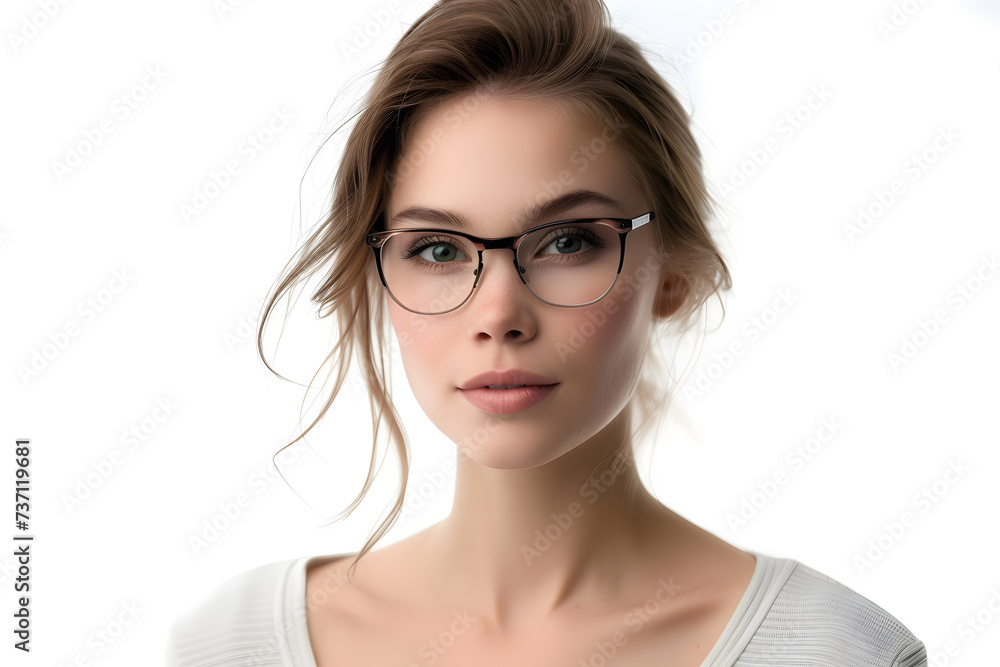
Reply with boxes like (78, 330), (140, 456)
(257, 0), (731, 581)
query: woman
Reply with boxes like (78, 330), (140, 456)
(168, 0), (927, 664)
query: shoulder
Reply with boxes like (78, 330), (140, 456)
(165, 557), (304, 667)
(741, 555), (927, 666)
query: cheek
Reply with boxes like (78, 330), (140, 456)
(554, 282), (652, 410)
(387, 301), (453, 414)
(386, 291), (433, 344)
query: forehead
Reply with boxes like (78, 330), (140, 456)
(385, 95), (643, 234)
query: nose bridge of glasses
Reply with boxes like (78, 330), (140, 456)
(476, 245), (525, 285)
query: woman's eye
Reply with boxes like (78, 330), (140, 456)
(418, 243), (464, 262)
(541, 234), (593, 255)
(536, 227), (606, 257)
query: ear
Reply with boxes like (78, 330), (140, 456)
(653, 269), (689, 320)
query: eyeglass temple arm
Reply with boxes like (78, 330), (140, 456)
(631, 212), (653, 229)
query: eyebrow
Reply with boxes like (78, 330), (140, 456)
(387, 189), (626, 232)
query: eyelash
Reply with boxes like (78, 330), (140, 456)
(400, 227), (608, 263)
(401, 235), (461, 262)
(537, 227), (607, 255)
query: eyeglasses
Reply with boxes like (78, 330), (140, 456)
(366, 211), (655, 315)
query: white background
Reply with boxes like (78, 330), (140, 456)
(3, 0), (998, 664)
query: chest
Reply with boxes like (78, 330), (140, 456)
(305, 595), (731, 667)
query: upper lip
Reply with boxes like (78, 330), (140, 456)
(459, 369), (558, 390)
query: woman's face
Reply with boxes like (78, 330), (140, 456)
(382, 94), (674, 469)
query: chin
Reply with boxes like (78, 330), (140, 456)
(442, 414), (570, 470)
(456, 442), (570, 471)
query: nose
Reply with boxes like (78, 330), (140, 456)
(465, 248), (537, 342)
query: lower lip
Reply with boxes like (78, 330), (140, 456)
(459, 384), (558, 414)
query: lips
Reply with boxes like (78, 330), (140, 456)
(457, 369), (559, 415)
(459, 384), (558, 414)
(458, 369), (557, 390)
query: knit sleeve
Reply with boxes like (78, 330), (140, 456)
(734, 562), (926, 666)
(165, 560), (296, 667)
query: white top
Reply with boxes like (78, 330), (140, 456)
(166, 550), (927, 666)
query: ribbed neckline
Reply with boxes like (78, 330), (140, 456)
(698, 550), (798, 666)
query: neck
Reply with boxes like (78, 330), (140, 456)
(420, 409), (679, 634)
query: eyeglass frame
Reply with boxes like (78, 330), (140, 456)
(365, 210), (656, 315)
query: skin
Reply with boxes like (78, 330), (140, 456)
(306, 94), (756, 666)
